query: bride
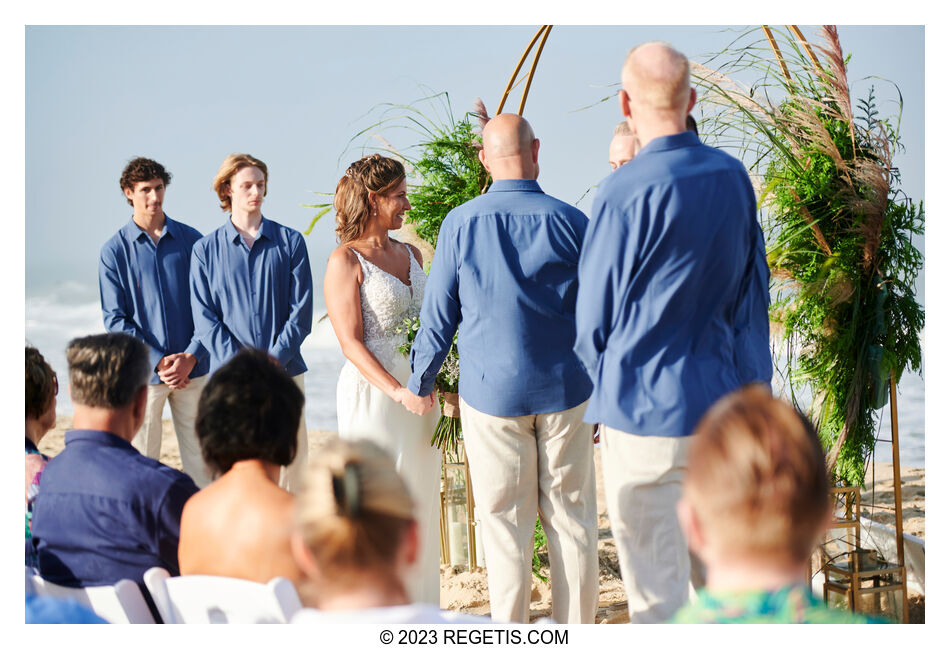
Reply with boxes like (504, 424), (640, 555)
(323, 154), (441, 604)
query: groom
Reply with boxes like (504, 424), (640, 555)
(408, 114), (598, 624)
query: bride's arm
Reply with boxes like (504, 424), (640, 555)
(324, 247), (434, 414)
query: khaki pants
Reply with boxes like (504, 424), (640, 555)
(134, 375), (211, 488)
(461, 398), (598, 624)
(277, 374), (310, 495)
(600, 426), (694, 623)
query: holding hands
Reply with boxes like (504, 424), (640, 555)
(157, 352), (197, 389)
(393, 387), (436, 416)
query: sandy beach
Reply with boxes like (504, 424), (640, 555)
(38, 414), (924, 623)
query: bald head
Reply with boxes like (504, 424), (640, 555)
(479, 113), (540, 180)
(622, 42), (692, 114)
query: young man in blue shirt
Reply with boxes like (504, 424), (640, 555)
(190, 153), (313, 493)
(408, 115), (598, 624)
(575, 42), (772, 623)
(32, 333), (199, 594)
(99, 157), (211, 487)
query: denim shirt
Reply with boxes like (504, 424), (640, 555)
(409, 179), (592, 417)
(575, 131), (772, 437)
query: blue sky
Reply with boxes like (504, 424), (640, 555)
(24, 25), (925, 310)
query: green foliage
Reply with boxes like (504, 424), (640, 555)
(533, 517), (549, 582)
(694, 27), (924, 485)
(404, 117), (491, 246)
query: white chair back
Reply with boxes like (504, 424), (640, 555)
(25, 567), (156, 623)
(144, 567), (302, 624)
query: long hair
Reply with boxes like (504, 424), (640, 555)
(333, 154), (405, 243)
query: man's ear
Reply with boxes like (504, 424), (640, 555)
(531, 138), (540, 164)
(133, 384), (148, 421)
(124, 187), (134, 202)
(677, 497), (706, 557)
(478, 148), (490, 173)
(618, 89), (632, 119)
(687, 87), (697, 115)
(290, 531), (319, 578)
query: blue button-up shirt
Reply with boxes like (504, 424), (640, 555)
(408, 179), (593, 417)
(31, 429), (199, 587)
(190, 216), (313, 375)
(575, 131), (772, 437)
(99, 216), (209, 383)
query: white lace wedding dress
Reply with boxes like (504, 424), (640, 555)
(336, 240), (442, 604)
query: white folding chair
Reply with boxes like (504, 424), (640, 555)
(25, 567), (156, 623)
(144, 567), (302, 624)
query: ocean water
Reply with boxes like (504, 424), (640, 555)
(25, 283), (924, 468)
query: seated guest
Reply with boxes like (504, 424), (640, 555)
(25, 346), (58, 567)
(290, 439), (487, 623)
(178, 349), (305, 583)
(31, 333), (199, 591)
(671, 385), (881, 623)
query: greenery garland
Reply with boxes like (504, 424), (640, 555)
(693, 26), (924, 485)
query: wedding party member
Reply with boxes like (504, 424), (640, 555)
(672, 386), (877, 624)
(190, 153), (313, 493)
(290, 439), (487, 624)
(323, 154), (439, 604)
(608, 120), (640, 170)
(575, 42), (772, 623)
(99, 157), (211, 487)
(25, 346), (57, 568)
(32, 334), (199, 592)
(408, 114), (598, 624)
(178, 349), (305, 585)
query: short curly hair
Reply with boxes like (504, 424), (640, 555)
(26, 346), (57, 420)
(119, 157), (172, 206)
(196, 349), (303, 477)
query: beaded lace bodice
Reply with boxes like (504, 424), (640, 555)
(348, 240), (426, 371)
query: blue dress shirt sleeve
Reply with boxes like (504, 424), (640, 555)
(99, 244), (164, 372)
(189, 241), (244, 363)
(574, 199), (638, 377)
(408, 219), (462, 397)
(732, 208), (773, 386)
(267, 233), (314, 367)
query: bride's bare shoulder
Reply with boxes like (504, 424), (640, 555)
(328, 244), (361, 268)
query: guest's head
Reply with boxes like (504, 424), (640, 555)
(25, 346), (58, 443)
(619, 42), (696, 146)
(66, 333), (150, 439)
(119, 157), (171, 216)
(608, 120), (640, 170)
(292, 439), (418, 607)
(195, 349), (303, 478)
(678, 385), (830, 572)
(479, 113), (540, 181)
(334, 154), (407, 244)
(213, 153), (268, 213)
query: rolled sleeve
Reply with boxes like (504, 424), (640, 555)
(408, 222), (462, 396)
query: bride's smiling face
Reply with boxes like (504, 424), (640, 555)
(371, 178), (411, 230)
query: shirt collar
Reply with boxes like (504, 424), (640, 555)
(121, 215), (173, 243)
(65, 429), (137, 452)
(638, 130), (701, 156)
(486, 179), (543, 194)
(226, 214), (272, 244)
